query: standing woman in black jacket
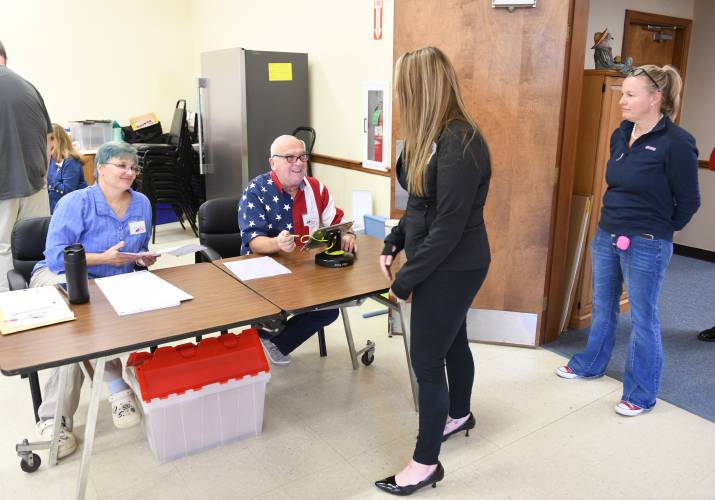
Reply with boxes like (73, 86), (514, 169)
(375, 46), (491, 496)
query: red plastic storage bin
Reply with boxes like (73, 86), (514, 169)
(127, 328), (269, 403)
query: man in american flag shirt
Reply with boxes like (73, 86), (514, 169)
(238, 135), (357, 365)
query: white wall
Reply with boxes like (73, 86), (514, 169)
(680, 0), (715, 158)
(187, 0), (395, 219)
(188, 0), (394, 162)
(675, 0), (715, 251)
(0, 0), (195, 130)
(584, 0), (694, 70)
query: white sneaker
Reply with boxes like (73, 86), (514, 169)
(555, 366), (581, 379)
(109, 389), (141, 429)
(614, 400), (647, 417)
(37, 419), (77, 459)
(259, 336), (291, 366)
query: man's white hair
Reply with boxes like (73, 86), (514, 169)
(270, 135), (306, 156)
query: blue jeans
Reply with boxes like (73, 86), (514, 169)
(271, 309), (339, 355)
(568, 227), (673, 409)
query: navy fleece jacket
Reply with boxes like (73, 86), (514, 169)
(599, 116), (700, 241)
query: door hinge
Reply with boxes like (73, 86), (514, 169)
(543, 295), (548, 311)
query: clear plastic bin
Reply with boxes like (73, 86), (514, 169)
(68, 120), (112, 150)
(127, 368), (270, 464)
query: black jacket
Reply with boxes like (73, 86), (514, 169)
(383, 119), (491, 299)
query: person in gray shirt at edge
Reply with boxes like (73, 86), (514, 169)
(0, 40), (52, 292)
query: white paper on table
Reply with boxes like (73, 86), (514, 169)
(223, 257), (291, 281)
(95, 271), (193, 316)
(0, 286), (75, 334)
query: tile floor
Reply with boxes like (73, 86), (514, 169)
(1, 223), (713, 499)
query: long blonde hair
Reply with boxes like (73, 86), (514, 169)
(50, 123), (82, 164)
(635, 64), (683, 120)
(395, 46), (479, 196)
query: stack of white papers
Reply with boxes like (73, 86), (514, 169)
(224, 257), (291, 281)
(95, 271), (193, 316)
(0, 286), (75, 335)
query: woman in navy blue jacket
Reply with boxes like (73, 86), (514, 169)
(47, 123), (87, 213)
(556, 65), (701, 417)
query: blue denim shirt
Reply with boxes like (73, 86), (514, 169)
(33, 184), (152, 279)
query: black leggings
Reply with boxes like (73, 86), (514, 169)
(410, 267), (489, 465)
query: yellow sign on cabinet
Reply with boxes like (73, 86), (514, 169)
(268, 63), (293, 81)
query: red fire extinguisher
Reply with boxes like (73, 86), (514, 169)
(372, 102), (383, 163)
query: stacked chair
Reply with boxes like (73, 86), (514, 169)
(135, 100), (199, 243)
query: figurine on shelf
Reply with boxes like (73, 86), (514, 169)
(592, 28), (633, 74)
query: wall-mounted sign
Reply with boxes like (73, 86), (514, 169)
(374, 0), (383, 40)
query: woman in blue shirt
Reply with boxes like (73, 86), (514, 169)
(556, 65), (700, 417)
(47, 123), (87, 213)
(31, 141), (158, 459)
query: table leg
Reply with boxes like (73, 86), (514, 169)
(48, 364), (69, 466)
(397, 300), (419, 413)
(75, 356), (106, 500)
(340, 307), (359, 370)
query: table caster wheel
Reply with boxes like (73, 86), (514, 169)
(361, 351), (375, 366)
(20, 453), (41, 473)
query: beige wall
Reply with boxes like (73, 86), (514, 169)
(1, 0), (395, 217)
(680, 0), (715, 157)
(187, 0), (395, 218)
(675, 0), (715, 251)
(0, 0), (194, 130)
(584, 0), (694, 70)
(188, 0), (394, 162)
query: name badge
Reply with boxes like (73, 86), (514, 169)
(129, 220), (146, 235)
(302, 214), (318, 235)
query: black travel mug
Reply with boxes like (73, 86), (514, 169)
(64, 244), (90, 304)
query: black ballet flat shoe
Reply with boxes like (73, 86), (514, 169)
(442, 412), (475, 442)
(374, 462), (445, 496)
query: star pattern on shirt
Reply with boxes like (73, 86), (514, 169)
(237, 172), (296, 255)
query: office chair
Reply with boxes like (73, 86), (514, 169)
(7, 217), (52, 423)
(196, 198), (328, 357)
(291, 126), (316, 177)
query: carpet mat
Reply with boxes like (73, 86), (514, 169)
(545, 254), (715, 422)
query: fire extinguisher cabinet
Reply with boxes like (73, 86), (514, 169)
(363, 81), (390, 170)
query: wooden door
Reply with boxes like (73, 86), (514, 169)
(393, 0), (572, 345)
(621, 10), (692, 81)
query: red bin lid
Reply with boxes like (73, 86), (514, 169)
(127, 328), (269, 402)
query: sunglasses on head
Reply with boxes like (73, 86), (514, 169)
(629, 68), (660, 90)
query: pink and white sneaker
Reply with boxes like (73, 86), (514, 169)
(554, 366), (581, 379)
(614, 400), (648, 417)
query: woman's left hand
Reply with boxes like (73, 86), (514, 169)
(342, 233), (357, 253)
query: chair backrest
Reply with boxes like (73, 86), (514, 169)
(10, 217), (52, 285)
(167, 106), (187, 146)
(198, 198), (242, 259)
(292, 126), (316, 177)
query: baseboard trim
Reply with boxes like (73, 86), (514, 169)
(674, 244), (715, 263)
